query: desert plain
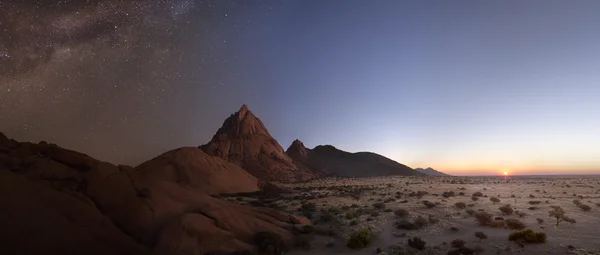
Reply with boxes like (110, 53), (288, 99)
(221, 175), (600, 255)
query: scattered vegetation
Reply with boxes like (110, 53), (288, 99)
(499, 204), (514, 215)
(474, 211), (492, 225)
(408, 237), (426, 250)
(422, 200), (437, 208)
(508, 229), (547, 244)
(396, 216), (429, 230)
(489, 197), (500, 204)
(472, 192), (484, 197)
(347, 229), (372, 249)
(505, 219), (526, 230)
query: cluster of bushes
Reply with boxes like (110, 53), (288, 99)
(422, 200), (437, 209)
(347, 229), (372, 249)
(396, 216), (429, 230)
(408, 237), (426, 250)
(508, 229), (546, 244)
(499, 204), (513, 215)
(573, 200), (592, 211)
(505, 219), (526, 230)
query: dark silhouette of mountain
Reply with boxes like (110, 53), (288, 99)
(415, 167), (450, 176)
(199, 105), (319, 182)
(286, 139), (423, 177)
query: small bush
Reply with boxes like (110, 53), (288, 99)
(505, 219), (526, 230)
(490, 197), (500, 204)
(346, 211), (359, 219)
(578, 204), (592, 211)
(394, 208), (409, 217)
(474, 211), (492, 225)
(442, 191), (455, 198)
(508, 229), (546, 244)
(466, 209), (475, 215)
(451, 239), (465, 248)
(455, 202), (466, 209)
(372, 203), (386, 210)
(471, 196), (479, 201)
(423, 200), (437, 208)
(254, 231), (288, 255)
(475, 231), (487, 242)
(536, 218), (544, 224)
(499, 204), (513, 215)
(408, 237), (426, 250)
(472, 192), (484, 197)
(347, 229), (372, 249)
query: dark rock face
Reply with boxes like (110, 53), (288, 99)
(200, 105), (318, 183)
(0, 132), (311, 255)
(286, 140), (423, 177)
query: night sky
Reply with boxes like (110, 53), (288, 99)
(1, 1), (599, 175)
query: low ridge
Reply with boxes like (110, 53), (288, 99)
(286, 139), (423, 177)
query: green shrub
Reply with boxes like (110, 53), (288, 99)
(508, 229), (546, 244)
(347, 229), (372, 249)
(408, 237), (426, 250)
(455, 202), (466, 209)
(346, 211), (359, 219)
(254, 231), (288, 255)
(490, 197), (500, 204)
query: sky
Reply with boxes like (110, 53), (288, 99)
(1, 0), (599, 175)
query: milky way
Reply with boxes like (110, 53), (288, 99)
(0, 0), (276, 164)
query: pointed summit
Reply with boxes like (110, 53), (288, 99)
(200, 106), (318, 182)
(238, 104), (249, 117)
(286, 139), (309, 158)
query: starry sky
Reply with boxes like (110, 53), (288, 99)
(1, 1), (599, 175)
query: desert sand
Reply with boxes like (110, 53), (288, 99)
(221, 175), (600, 255)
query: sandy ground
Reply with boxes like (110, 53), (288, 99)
(228, 175), (600, 255)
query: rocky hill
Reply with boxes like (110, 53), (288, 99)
(286, 139), (423, 177)
(200, 105), (319, 183)
(0, 132), (310, 255)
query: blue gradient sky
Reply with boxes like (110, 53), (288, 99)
(3, 1), (599, 175)
(229, 1), (600, 175)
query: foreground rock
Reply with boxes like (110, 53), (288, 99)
(200, 105), (319, 182)
(286, 139), (422, 177)
(136, 147), (260, 195)
(0, 133), (310, 255)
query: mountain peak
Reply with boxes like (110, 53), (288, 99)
(237, 104), (250, 119)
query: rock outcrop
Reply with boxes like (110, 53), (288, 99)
(200, 105), (318, 183)
(415, 167), (450, 176)
(0, 132), (310, 255)
(135, 147), (260, 195)
(286, 139), (423, 177)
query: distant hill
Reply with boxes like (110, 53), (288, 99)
(415, 167), (450, 176)
(286, 139), (423, 177)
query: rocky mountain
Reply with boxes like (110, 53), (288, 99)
(415, 167), (450, 176)
(0, 132), (310, 255)
(200, 105), (318, 183)
(286, 139), (423, 177)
